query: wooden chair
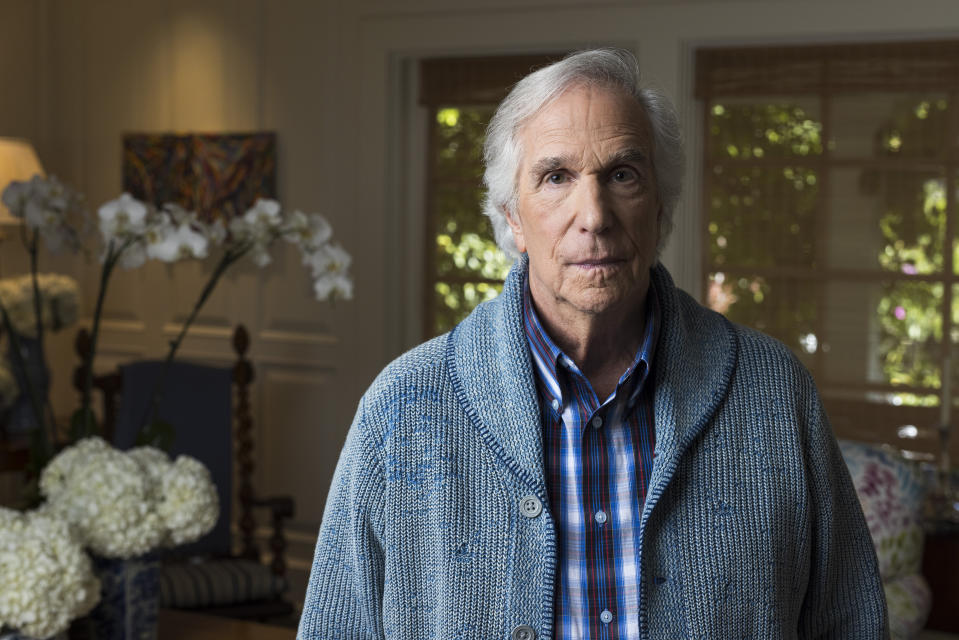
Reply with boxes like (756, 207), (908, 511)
(72, 326), (295, 622)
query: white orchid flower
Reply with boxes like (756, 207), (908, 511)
(205, 218), (227, 246)
(1, 179), (33, 218)
(304, 243), (353, 300)
(98, 193), (148, 241)
(313, 273), (353, 300)
(304, 242), (352, 279)
(147, 222), (209, 262)
(24, 197), (59, 230)
(242, 198), (282, 233)
(34, 175), (68, 211)
(286, 210), (333, 252)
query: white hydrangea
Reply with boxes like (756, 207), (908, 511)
(41, 438), (165, 558)
(157, 456), (219, 547)
(0, 273), (80, 337)
(127, 446), (172, 503)
(40, 438), (219, 558)
(0, 507), (100, 639)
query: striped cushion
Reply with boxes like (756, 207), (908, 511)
(159, 558), (287, 608)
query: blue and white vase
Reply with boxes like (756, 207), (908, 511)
(87, 554), (159, 640)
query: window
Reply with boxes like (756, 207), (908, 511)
(419, 54), (561, 337)
(697, 42), (959, 458)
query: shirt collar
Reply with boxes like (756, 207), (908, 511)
(522, 272), (660, 407)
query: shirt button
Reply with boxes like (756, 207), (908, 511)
(594, 509), (607, 524)
(511, 624), (536, 640)
(551, 398), (560, 411)
(591, 416), (603, 429)
(519, 495), (542, 518)
(600, 609), (613, 624)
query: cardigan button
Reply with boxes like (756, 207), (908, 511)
(511, 624), (536, 640)
(519, 495), (542, 518)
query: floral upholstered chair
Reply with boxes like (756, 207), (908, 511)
(839, 439), (931, 640)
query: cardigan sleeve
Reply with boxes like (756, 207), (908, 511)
(797, 391), (890, 640)
(297, 399), (386, 640)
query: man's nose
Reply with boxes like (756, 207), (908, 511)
(574, 177), (612, 234)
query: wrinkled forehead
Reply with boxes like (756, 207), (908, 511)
(517, 83), (654, 162)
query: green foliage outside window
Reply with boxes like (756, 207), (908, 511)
(430, 107), (512, 335)
(706, 96), (955, 403)
(706, 103), (822, 357)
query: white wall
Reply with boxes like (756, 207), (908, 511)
(2, 0), (957, 611)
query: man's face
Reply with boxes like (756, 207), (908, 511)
(507, 83), (660, 322)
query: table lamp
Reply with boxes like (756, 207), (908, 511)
(0, 137), (45, 226)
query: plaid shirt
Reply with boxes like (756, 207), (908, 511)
(523, 281), (658, 640)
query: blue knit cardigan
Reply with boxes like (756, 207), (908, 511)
(298, 257), (888, 639)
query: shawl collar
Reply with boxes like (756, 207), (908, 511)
(447, 254), (547, 496)
(644, 265), (738, 516)
(446, 255), (738, 503)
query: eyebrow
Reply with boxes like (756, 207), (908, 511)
(528, 156), (569, 182)
(527, 148), (651, 182)
(609, 148), (651, 167)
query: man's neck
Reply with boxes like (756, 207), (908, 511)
(529, 285), (648, 401)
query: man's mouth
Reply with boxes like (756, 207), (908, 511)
(572, 257), (625, 268)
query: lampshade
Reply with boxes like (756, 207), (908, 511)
(0, 137), (45, 225)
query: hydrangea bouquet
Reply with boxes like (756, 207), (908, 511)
(0, 507), (100, 639)
(38, 437), (219, 558)
(0, 176), (85, 468)
(0, 436), (219, 638)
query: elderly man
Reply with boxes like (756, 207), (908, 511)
(298, 49), (886, 639)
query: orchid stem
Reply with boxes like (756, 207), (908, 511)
(79, 239), (129, 436)
(27, 232), (60, 443)
(138, 247), (245, 440)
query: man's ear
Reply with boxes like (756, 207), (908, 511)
(504, 207), (527, 254)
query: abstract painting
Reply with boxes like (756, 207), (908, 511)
(122, 132), (276, 221)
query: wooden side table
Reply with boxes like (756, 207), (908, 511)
(923, 528), (959, 632)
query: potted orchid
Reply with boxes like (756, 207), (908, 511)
(0, 176), (84, 473)
(0, 175), (352, 459)
(76, 193), (353, 447)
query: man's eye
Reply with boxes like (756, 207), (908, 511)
(612, 168), (638, 182)
(547, 173), (566, 184)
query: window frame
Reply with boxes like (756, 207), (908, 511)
(697, 41), (959, 454)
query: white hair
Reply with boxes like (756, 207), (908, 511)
(481, 48), (685, 258)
